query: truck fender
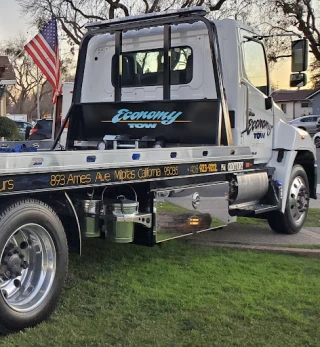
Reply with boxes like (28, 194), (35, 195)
(64, 192), (82, 255)
(39, 192), (82, 254)
(267, 149), (316, 212)
(272, 118), (315, 152)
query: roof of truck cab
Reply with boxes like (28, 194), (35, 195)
(88, 19), (259, 42)
(213, 18), (259, 33)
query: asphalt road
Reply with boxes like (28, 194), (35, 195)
(187, 223), (320, 246)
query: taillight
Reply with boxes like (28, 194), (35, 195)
(29, 128), (38, 135)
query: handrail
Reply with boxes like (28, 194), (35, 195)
(241, 80), (249, 134)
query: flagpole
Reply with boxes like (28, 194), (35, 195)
(51, 17), (61, 142)
(52, 102), (56, 140)
(37, 67), (40, 119)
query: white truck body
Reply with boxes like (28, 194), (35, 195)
(0, 8), (316, 334)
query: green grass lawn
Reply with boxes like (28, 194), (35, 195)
(238, 208), (320, 227)
(1, 240), (320, 347)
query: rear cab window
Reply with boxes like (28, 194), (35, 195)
(112, 46), (193, 87)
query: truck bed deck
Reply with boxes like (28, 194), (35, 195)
(0, 145), (253, 174)
(0, 146), (256, 195)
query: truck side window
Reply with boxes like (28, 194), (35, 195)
(242, 39), (268, 95)
(111, 46), (193, 87)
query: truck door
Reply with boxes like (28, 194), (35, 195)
(240, 31), (273, 163)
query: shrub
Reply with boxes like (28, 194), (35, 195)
(0, 116), (20, 140)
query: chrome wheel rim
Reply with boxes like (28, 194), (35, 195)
(289, 176), (309, 226)
(0, 224), (56, 312)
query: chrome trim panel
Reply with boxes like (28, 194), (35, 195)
(154, 181), (229, 242)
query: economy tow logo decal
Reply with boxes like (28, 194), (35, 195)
(101, 108), (190, 128)
(246, 119), (273, 139)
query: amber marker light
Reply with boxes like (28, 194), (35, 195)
(189, 218), (200, 226)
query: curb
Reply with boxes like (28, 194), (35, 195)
(189, 240), (320, 257)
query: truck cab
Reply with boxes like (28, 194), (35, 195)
(71, 11), (314, 162)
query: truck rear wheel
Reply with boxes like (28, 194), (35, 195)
(0, 199), (68, 334)
(267, 165), (309, 234)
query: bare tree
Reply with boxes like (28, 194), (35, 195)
(16, 0), (241, 46)
(1, 36), (48, 120)
(18, 0), (319, 88)
(211, 0), (256, 23)
(262, 0), (320, 87)
(1, 36), (74, 121)
(311, 60), (320, 89)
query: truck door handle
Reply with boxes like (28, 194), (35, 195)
(241, 80), (250, 133)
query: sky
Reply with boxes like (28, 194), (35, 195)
(0, 1), (307, 90)
(0, 1), (36, 42)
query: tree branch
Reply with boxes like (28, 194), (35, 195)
(64, 0), (105, 21)
(142, 0), (149, 13)
(208, 0), (228, 11)
(57, 18), (81, 45)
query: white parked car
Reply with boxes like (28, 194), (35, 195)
(313, 132), (320, 148)
(288, 115), (320, 135)
(313, 118), (320, 147)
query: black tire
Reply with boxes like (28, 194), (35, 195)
(267, 165), (309, 234)
(0, 199), (68, 334)
(314, 136), (320, 148)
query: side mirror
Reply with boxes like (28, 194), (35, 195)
(291, 39), (308, 72)
(290, 72), (307, 87)
(265, 96), (272, 110)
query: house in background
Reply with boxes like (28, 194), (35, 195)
(0, 56), (16, 116)
(306, 89), (320, 115)
(272, 89), (314, 121)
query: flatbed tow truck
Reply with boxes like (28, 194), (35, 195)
(0, 7), (317, 334)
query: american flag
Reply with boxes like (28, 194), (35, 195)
(25, 19), (62, 104)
